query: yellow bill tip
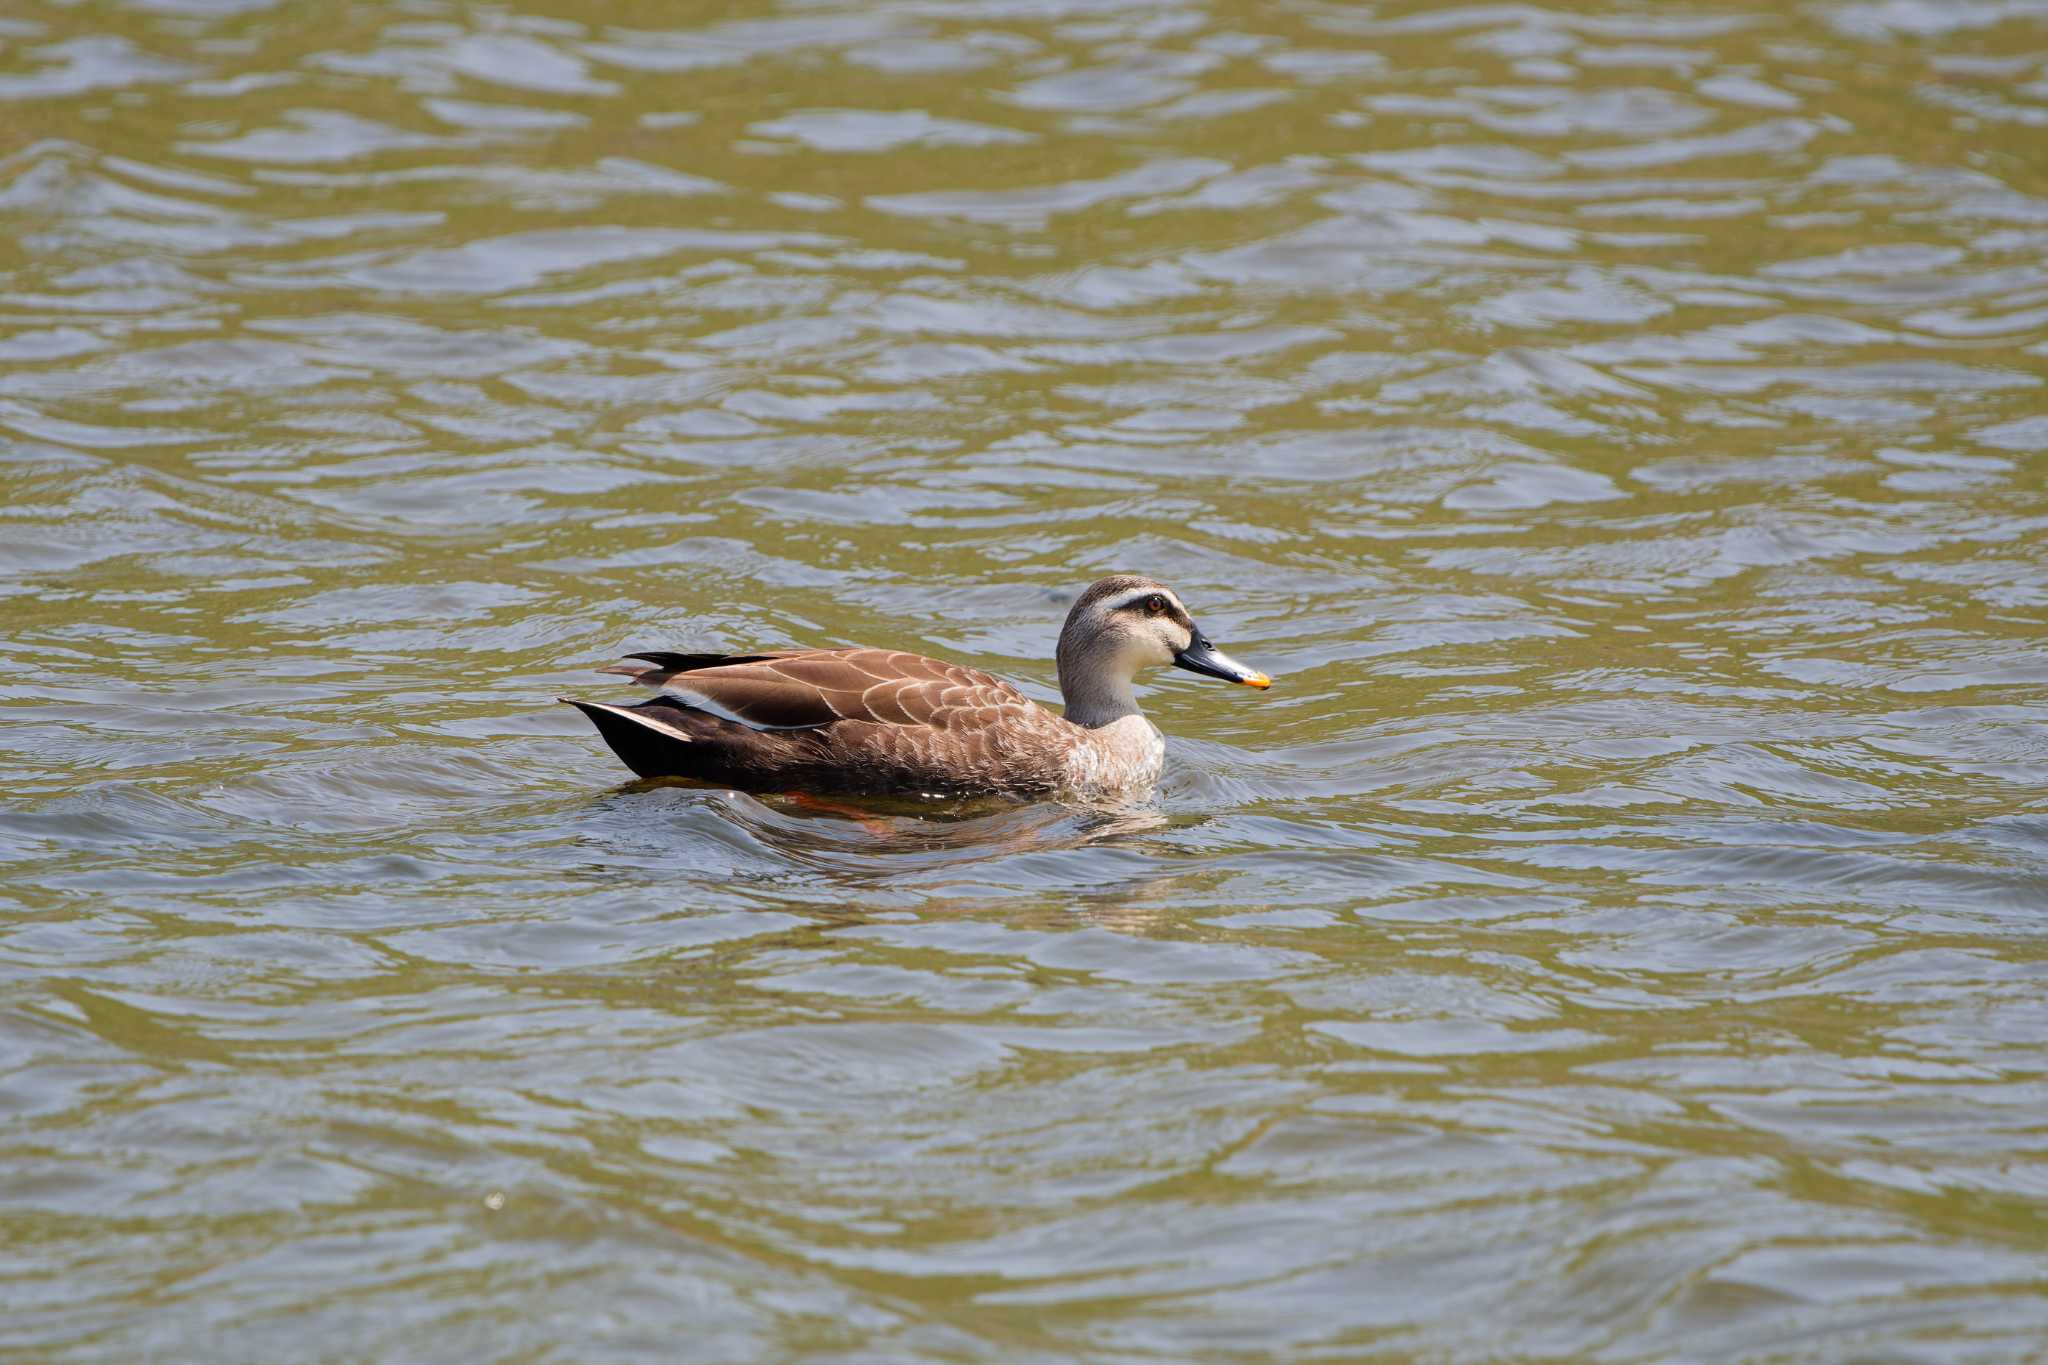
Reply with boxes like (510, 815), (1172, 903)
(1241, 672), (1271, 690)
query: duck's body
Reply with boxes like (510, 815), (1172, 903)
(562, 575), (1266, 801)
(566, 646), (1165, 799)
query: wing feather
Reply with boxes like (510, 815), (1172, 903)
(634, 647), (1038, 733)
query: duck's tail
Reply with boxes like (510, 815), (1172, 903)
(558, 696), (702, 780)
(598, 651), (782, 688)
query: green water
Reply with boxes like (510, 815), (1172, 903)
(3, 0), (2047, 1357)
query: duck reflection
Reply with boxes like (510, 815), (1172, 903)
(709, 783), (1171, 857)
(578, 776), (1186, 922)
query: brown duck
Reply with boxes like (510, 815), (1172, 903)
(561, 575), (1270, 800)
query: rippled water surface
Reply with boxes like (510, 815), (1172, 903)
(4, 0), (2048, 1356)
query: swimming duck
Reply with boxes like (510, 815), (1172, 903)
(561, 574), (1270, 800)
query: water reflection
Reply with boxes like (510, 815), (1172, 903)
(638, 783), (1172, 867)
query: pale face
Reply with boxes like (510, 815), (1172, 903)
(1091, 585), (1194, 674)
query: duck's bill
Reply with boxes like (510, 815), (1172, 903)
(1174, 633), (1272, 689)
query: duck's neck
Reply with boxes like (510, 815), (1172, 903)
(1062, 681), (1141, 730)
(1058, 646), (1143, 729)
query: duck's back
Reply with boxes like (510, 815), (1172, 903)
(570, 647), (1085, 796)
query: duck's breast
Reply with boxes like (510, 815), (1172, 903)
(1060, 716), (1166, 797)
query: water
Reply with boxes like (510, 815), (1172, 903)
(3, 0), (2047, 1356)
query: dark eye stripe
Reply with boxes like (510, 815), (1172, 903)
(1116, 591), (1187, 621)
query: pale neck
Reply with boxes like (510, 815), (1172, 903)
(1061, 675), (1142, 729)
(1057, 637), (1143, 729)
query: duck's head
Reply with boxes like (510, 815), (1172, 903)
(1056, 574), (1269, 727)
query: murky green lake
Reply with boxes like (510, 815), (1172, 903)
(3, 0), (2047, 1356)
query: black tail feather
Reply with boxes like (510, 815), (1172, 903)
(561, 696), (704, 781)
(624, 651), (779, 673)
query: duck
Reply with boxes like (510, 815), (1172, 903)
(560, 574), (1270, 801)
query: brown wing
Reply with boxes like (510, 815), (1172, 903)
(639, 647), (1040, 732)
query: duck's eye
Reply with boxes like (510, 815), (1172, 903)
(1144, 595), (1167, 616)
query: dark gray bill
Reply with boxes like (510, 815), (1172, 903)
(1173, 629), (1271, 689)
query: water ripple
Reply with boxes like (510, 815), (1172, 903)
(1, 0), (2045, 1357)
